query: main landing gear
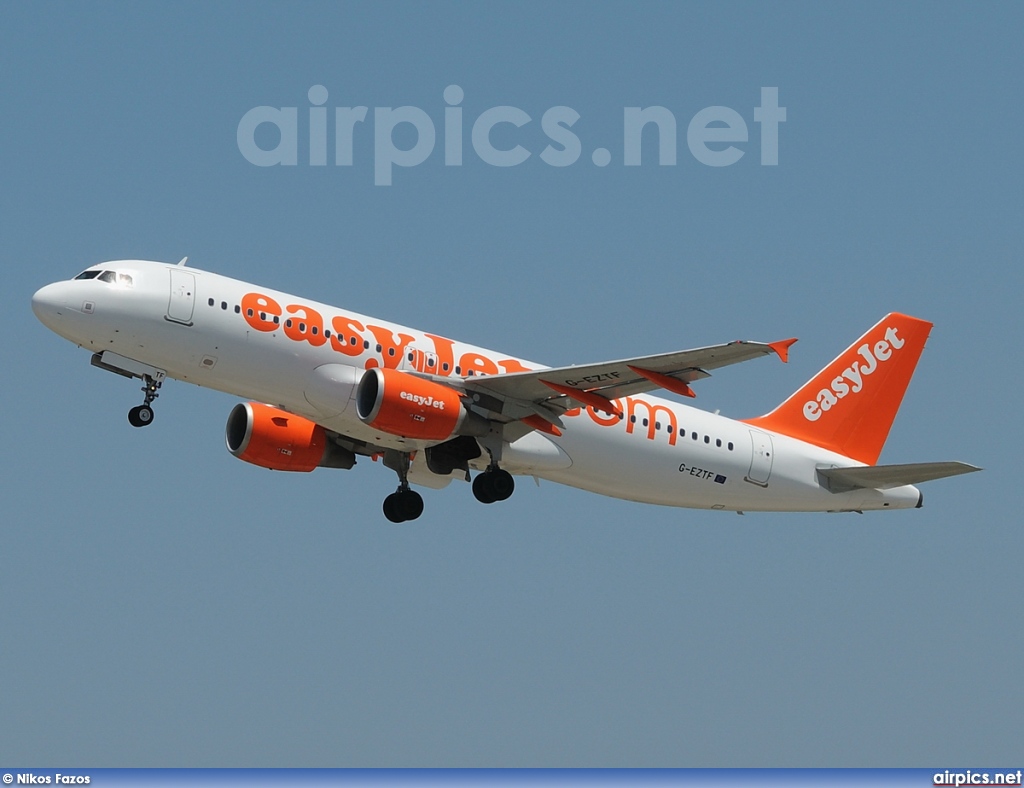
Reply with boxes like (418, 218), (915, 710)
(472, 466), (515, 504)
(382, 450), (424, 523)
(383, 488), (424, 523)
(127, 374), (162, 428)
(380, 450), (516, 522)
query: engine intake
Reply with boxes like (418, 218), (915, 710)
(356, 367), (487, 441)
(225, 402), (355, 472)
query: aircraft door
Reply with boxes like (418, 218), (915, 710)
(402, 345), (439, 374)
(167, 269), (196, 325)
(746, 429), (774, 486)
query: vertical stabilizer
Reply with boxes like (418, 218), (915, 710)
(744, 313), (932, 465)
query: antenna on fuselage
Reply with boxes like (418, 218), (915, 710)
(176, 257), (188, 267)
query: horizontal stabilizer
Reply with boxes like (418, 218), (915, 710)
(818, 462), (981, 493)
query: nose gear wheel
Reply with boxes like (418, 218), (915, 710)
(127, 374), (162, 428)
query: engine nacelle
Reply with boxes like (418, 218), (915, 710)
(225, 402), (355, 472)
(356, 367), (487, 441)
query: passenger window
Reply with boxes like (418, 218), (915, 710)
(716, 439), (722, 447)
(208, 298), (215, 306)
(728, 442), (734, 451)
(221, 301), (227, 310)
(704, 435), (710, 444)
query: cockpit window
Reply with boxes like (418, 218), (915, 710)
(84, 270), (134, 287)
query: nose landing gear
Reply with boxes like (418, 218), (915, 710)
(127, 374), (162, 428)
(127, 404), (154, 427)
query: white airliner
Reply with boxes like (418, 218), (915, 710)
(31, 259), (978, 521)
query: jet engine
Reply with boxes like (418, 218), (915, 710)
(225, 402), (355, 472)
(356, 368), (488, 441)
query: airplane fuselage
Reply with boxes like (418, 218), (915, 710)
(32, 260), (924, 513)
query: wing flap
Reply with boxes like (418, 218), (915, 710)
(818, 462), (981, 493)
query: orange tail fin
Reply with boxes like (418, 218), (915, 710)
(744, 313), (933, 465)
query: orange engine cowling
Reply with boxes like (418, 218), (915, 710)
(356, 367), (487, 441)
(225, 402), (355, 472)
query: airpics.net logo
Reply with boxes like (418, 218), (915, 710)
(237, 85), (786, 185)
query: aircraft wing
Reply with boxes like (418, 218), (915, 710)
(453, 338), (797, 430)
(818, 462), (981, 493)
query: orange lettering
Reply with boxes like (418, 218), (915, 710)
(498, 359), (532, 373)
(459, 352), (499, 376)
(330, 315), (366, 357)
(368, 325), (415, 370)
(587, 404), (622, 426)
(241, 292), (282, 332)
(625, 397), (678, 444)
(284, 304), (327, 347)
(425, 333), (455, 376)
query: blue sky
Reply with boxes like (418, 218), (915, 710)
(1, 0), (1021, 766)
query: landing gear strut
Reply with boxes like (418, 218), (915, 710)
(382, 450), (424, 523)
(472, 466), (515, 504)
(128, 374), (161, 428)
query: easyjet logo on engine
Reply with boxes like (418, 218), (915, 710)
(803, 326), (904, 422)
(401, 391), (446, 410)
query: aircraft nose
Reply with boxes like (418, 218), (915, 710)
(31, 282), (68, 326)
